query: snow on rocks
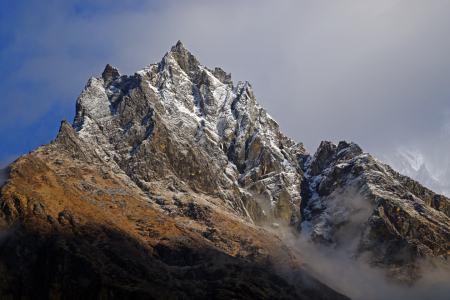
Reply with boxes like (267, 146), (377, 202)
(300, 140), (450, 282)
(72, 41), (305, 226)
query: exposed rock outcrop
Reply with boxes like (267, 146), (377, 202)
(0, 118), (348, 299)
(300, 141), (450, 283)
(73, 41), (305, 226)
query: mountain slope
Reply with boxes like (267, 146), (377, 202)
(1, 41), (450, 298)
(300, 141), (450, 283)
(67, 41), (450, 282)
(0, 120), (347, 299)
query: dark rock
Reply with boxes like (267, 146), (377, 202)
(185, 203), (211, 222)
(58, 210), (79, 227)
(102, 64), (122, 85)
(155, 197), (167, 205)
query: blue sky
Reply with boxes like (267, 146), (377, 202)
(0, 0), (164, 165)
(1, 0), (450, 183)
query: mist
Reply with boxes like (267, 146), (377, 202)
(383, 138), (450, 197)
(295, 238), (450, 300)
(0, 156), (17, 188)
(0, 168), (8, 188)
(266, 192), (450, 300)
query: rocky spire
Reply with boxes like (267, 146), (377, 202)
(102, 64), (122, 85)
(55, 119), (84, 153)
(213, 67), (233, 87)
(169, 40), (200, 74)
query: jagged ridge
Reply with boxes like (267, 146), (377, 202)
(300, 140), (450, 283)
(73, 40), (308, 228)
(72, 41), (450, 282)
(1, 41), (449, 300)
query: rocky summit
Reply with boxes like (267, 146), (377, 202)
(1, 41), (449, 299)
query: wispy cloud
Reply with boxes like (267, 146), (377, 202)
(0, 155), (19, 187)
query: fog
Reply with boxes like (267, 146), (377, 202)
(384, 141), (450, 197)
(0, 156), (17, 187)
(295, 237), (450, 300)
(266, 192), (450, 300)
(0, 168), (8, 188)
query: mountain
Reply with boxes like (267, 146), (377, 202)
(300, 141), (450, 284)
(1, 41), (449, 299)
(73, 41), (306, 228)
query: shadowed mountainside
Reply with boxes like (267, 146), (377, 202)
(0, 120), (347, 299)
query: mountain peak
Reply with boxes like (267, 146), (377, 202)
(168, 40), (200, 74)
(175, 39), (184, 47)
(55, 119), (83, 152)
(102, 63), (121, 84)
(70, 42), (450, 288)
(58, 119), (73, 133)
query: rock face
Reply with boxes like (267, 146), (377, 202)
(73, 41), (305, 226)
(0, 120), (347, 299)
(1, 41), (450, 298)
(300, 141), (450, 283)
